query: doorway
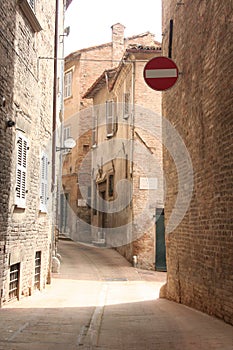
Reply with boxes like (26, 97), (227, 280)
(155, 208), (167, 271)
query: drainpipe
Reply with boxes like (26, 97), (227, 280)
(48, 0), (59, 284)
(130, 59), (135, 178)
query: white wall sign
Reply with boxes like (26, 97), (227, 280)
(139, 177), (158, 190)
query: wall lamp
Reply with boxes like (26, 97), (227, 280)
(56, 137), (76, 152)
(59, 26), (70, 43)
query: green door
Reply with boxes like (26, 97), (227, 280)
(155, 208), (167, 271)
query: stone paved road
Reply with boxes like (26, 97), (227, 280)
(0, 238), (232, 349)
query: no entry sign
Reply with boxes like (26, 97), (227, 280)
(143, 56), (179, 91)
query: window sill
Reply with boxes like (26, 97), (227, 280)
(18, 0), (42, 32)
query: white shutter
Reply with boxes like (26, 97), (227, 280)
(106, 101), (114, 137)
(40, 152), (49, 212)
(15, 133), (28, 208)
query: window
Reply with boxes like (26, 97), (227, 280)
(63, 126), (71, 142)
(64, 70), (72, 98)
(18, 0), (42, 32)
(34, 251), (41, 290)
(92, 109), (98, 147)
(123, 92), (130, 119)
(87, 186), (91, 207)
(40, 152), (49, 212)
(108, 174), (114, 197)
(106, 100), (117, 137)
(9, 263), (20, 300)
(28, 0), (35, 10)
(15, 132), (28, 208)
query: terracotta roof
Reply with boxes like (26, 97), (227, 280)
(83, 68), (118, 99)
(65, 31), (160, 60)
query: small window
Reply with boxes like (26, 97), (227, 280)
(83, 144), (89, 152)
(34, 251), (41, 290)
(123, 92), (130, 119)
(9, 263), (20, 300)
(40, 152), (49, 212)
(106, 100), (117, 137)
(64, 70), (72, 98)
(15, 132), (28, 208)
(108, 174), (114, 197)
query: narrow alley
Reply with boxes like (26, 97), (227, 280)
(0, 238), (232, 350)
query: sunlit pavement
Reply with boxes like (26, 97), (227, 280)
(0, 238), (232, 350)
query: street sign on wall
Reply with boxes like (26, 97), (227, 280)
(143, 56), (179, 91)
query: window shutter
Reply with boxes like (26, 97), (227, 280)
(40, 152), (49, 212)
(15, 133), (28, 208)
(92, 109), (98, 147)
(123, 92), (130, 119)
(63, 126), (71, 142)
(106, 101), (114, 137)
(64, 71), (72, 98)
(28, 0), (35, 11)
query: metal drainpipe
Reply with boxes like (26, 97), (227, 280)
(130, 59), (135, 178)
(130, 58), (135, 244)
(48, 0), (59, 284)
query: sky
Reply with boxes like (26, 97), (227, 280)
(64, 0), (162, 56)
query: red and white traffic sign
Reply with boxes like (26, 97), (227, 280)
(143, 56), (179, 91)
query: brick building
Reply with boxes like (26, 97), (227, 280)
(161, 0), (233, 324)
(62, 23), (161, 243)
(83, 46), (164, 270)
(0, 0), (66, 305)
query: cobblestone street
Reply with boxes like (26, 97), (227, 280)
(0, 238), (232, 350)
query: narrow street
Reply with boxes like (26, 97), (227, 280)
(0, 237), (232, 350)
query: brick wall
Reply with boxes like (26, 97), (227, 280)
(162, 0), (233, 324)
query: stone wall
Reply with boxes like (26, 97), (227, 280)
(162, 0), (233, 324)
(0, 0), (16, 304)
(0, 0), (62, 304)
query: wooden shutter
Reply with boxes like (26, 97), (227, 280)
(40, 152), (49, 212)
(15, 133), (28, 208)
(123, 92), (130, 119)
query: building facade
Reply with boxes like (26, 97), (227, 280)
(161, 0), (233, 324)
(83, 46), (164, 270)
(0, 0), (66, 305)
(62, 23), (161, 243)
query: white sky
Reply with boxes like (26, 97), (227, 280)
(64, 0), (162, 56)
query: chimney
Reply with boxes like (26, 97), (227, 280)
(111, 23), (125, 66)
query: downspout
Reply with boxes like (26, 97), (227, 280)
(130, 59), (135, 178)
(48, 0), (59, 284)
(130, 59), (135, 245)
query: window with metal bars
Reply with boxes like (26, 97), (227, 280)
(9, 263), (20, 300)
(34, 251), (41, 290)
